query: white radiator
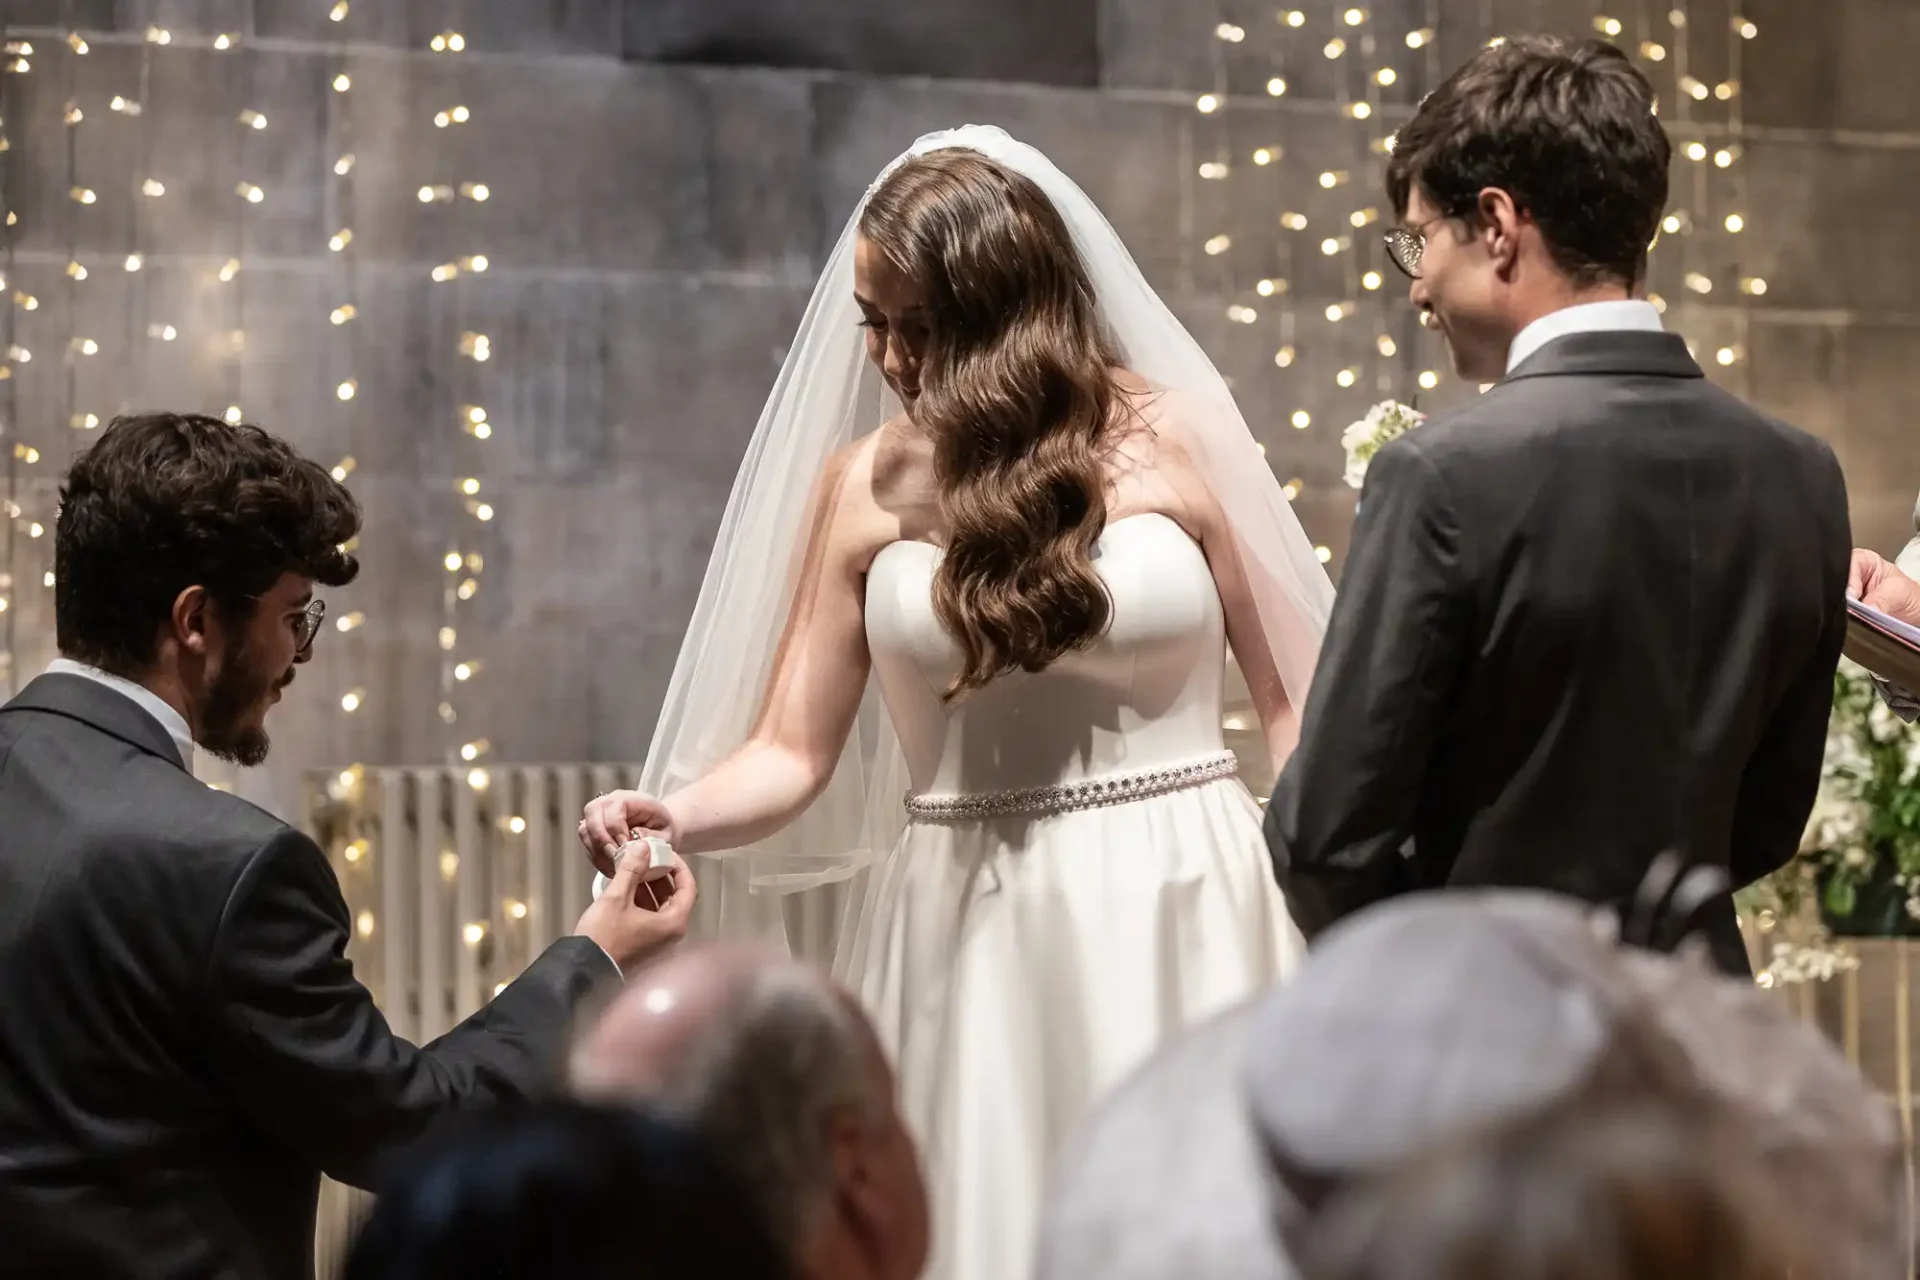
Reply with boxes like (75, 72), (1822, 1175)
(304, 763), (645, 1043)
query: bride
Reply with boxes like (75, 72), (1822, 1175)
(580, 126), (1335, 1280)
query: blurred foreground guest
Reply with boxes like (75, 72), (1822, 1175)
(0, 413), (694, 1280)
(1298, 1080), (1801, 1280)
(343, 1101), (786, 1280)
(572, 947), (930, 1280)
(1036, 890), (1903, 1280)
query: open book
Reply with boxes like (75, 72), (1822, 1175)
(1843, 597), (1920, 689)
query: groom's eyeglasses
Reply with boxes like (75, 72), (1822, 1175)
(1384, 227), (1425, 278)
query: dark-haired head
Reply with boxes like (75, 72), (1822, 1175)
(1382, 37), (1669, 381)
(54, 411), (361, 765)
(857, 149), (1124, 699)
(344, 1101), (790, 1280)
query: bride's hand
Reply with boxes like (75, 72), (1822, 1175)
(579, 790), (680, 877)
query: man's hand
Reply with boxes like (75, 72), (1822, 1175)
(573, 849), (697, 975)
(1850, 549), (1920, 627)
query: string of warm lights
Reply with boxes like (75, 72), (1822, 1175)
(421, 20), (496, 794)
(1322, 3), (1366, 449)
(324, 2), (373, 952)
(1199, 7), (1234, 336)
(1348, 8), (1383, 407)
(328, 25), (368, 734)
(0, 21), (17, 699)
(1725, 8), (1754, 395)
(418, 16), (512, 993)
(62, 23), (86, 521)
(3, 30), (48, 690)
(225, 25), (251, 428)
(123, 36), (155, 406)
(1261, 16), (1305, 511)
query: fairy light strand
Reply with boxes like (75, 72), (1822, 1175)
(0, 16), (18, 696)
(437, 24), (475, 768)
(1200, 3), (1235, 348)
(1270, 18), (1301, 439)
(225, 28), (249, 424)
(326, 27), (368, 728)
(1727, 11), (1754, 390)
(61, 20), (82, 472)
(126, 37), (155, 407)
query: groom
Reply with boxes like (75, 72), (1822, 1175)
(1264, 37), (1851, 976)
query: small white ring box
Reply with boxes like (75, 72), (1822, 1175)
(622, 834), (677, 882)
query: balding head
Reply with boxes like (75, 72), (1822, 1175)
(571, 947), (929, 1280)
(570, 946), (786, 1095)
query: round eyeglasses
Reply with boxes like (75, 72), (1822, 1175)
(295, 599), (326, 655)
(1383, 226), (1425, 278)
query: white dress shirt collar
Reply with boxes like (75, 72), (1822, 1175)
(1506, 299), (1664, 373)
(46, 657), (195, 771)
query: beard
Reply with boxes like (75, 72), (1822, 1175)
(198, 631), (290, 768)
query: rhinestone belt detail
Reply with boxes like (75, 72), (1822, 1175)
(903, 750), (1241, 822)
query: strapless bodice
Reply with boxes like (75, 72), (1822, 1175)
(864, 513), (1230, 798)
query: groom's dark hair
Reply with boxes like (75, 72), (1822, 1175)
(1387, 36), (1669, 288)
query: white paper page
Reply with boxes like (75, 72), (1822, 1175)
(1847, 596), (1920, 649)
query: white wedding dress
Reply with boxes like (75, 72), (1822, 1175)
(843, 512), (1306, 1280)
(606, 125), (1334, 1280)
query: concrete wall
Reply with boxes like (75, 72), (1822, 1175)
(0, 0), (1915, 815)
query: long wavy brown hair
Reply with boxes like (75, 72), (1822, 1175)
(860, 149), (1125, 699)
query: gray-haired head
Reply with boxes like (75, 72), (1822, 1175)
(570, 947), (929, 1280)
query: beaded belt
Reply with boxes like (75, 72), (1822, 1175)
(903, 750), (1241, 822)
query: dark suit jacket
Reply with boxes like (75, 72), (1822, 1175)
(0, 674), (618, 1279)
(1265, 331), (1851, 975)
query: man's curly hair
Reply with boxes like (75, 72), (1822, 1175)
(54, 412), (362, 674)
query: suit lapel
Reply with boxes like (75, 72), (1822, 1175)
(1, 673), (189, 771)
(1502, 330), (1704, 384)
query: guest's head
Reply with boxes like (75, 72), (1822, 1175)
(343, 1100), (787, 1280)
(1037, 1002), (1295, 1280)
(55, 411), (360, 765)
(857, 145), (1124, 699)
(1298, 1085), (1800, 1280)
(1384, 37), (1669, 381)
(571, 947), (929, 1280)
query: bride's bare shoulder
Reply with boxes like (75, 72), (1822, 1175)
(1107, 375), (1212, 476)
(817, 418), (936, 560)
(1105, 374), (1226, 531)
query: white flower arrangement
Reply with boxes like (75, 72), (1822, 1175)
(1340, 399), (1428, 490)
(1740, 658), (1920, 986)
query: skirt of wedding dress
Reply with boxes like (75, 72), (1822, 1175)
(841, 778), (1305, 1280)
